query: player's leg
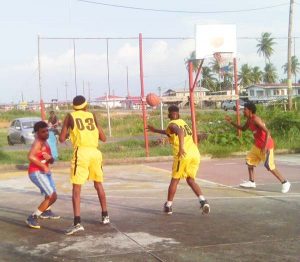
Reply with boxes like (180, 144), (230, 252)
(164, 178), (180, 214)
(40, 173), (60, 219)
(265, 149), (291, 193)
(185, 156), (210, 214)
(26, 171), (58, 228)
(94, 182), (110, 224)
(241, 145), (260, 188)
(90, 149), (109, 224)
(65, 148), (88, 235)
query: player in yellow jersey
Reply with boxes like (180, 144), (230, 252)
(147, 105), (210, 215)
(59, 95), (109, 235)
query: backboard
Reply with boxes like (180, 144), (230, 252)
(195, 24), (237, 59)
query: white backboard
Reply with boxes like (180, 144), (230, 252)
(195, 24), (237, 59)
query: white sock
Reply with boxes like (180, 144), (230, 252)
(33, 209), (43, 216)
(199, 195), (205, 201)
(166, 201), (172, 207)
(46, 206), (51, 211)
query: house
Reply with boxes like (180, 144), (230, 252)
(245, 84), (300, 102)
(95, 95), (125, 108)
(162, 87), (209, 105)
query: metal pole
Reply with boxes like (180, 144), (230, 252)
(158, 86), (164, 130)
(73, 39), (78, 95)
(188, 61), (198, 145)
(139, 33), (149, 157)
(106, 93), (112, 137)
(126, 66), (129, 97)
(234, 58), (241, 137)
(106, 39), (111, 96)
(37, 35), (42, 101)
(287, 0), (295, 110)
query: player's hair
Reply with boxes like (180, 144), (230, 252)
(34, 121), (48, 133)
(49, 110), (55, 114)
(168, 105), (179, 113)
(244, 102), (256, 113)
(73, 95), (86, 106)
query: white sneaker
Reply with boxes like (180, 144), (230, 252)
(240, 181), (256, 188)
(101, 215), (110, 224)
(65, 223), (84, 235)
(281, 181), (291, 193)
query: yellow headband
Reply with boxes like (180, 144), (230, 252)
(73, 101), (87, 110)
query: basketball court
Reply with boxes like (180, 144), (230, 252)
(0, 155), (299, 261)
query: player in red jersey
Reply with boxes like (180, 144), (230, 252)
(225, 102), (291, 193)
(26, 121), (60, 229)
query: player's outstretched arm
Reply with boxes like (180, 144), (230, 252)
(59, 114), (72, 143)
(93, 113), (106, 142)
(225, 115), (248, 131)
(147, 125), (167, 135)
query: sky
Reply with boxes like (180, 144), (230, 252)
(0, 0), (299, 104)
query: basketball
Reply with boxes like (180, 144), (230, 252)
(146, 93), (160, 107)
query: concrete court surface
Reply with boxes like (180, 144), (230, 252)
(0, 154), (299, 262)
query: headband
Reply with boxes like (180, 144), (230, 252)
(73, 101), (87, 110)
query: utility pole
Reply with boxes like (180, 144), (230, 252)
(287, 0), (294, 110)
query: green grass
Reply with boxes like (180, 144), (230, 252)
(1, 105), (300, 164)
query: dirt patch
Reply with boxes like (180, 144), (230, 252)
(0, 122), (9, 128)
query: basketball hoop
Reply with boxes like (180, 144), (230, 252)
(213, 52), (233, 69)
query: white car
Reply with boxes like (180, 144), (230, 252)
(7, 117), (41, 145)
(221, 100), (245, 111)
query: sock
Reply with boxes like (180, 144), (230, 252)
(199, 195), (205, 201)
(74, 216), (81, 225)
(46, 206), (51, 211)
(102, 211), (108, 217)
(166, 201), (172, 207)
(282, 180), (287, 184)
(250, 180), (255, 183)
(32, 209), (43, 217)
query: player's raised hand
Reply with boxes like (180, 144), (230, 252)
(147, 125), (156, 132)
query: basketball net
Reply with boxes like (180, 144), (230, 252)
(213, 52), (233, 77)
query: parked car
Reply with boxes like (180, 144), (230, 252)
(7, 117), (41, 145)
(221, 100), (245, 111)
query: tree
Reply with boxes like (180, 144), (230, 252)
(251, 66), (263, 84)
(201, 66), (217, 91)
(239, 64), (253, 87)
(185, 51), (201, 73)
(282, 55), (300, 82)
(263, 63), (278, 83)
(256, 32), (276, 64)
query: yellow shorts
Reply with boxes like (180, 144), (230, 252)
(246, 145), (275, 171)
(70, 147), (104, 185)
(172, 154), (200, 179)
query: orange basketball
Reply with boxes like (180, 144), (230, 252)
(146, 93), (160, 107)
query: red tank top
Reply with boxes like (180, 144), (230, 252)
(28, 142), (52, 173)
(248, 116), (274, 149)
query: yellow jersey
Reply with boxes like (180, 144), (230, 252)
(166, 119), (199, 157)
(70, 110), (99, 148)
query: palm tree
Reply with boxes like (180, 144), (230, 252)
(201, 66), (217, 91)
(185, 51), (202, 73)
(282, 56), (300, 83)
(263, 63), (278, 83)
(256, 32), (276, 64)
(239, 64), (253, 87)
(251, 66), (263, 84)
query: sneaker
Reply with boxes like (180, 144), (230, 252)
(240, 181), (256, 188)
(40, 210), (60, 219)
(281, 181), (291, 193)
(163, 202), (173, 215)
(65, 223), (84, 235)
(101, 215), (110, 224)
(200, 200), (210, 215)
(26, 215), (40, 229)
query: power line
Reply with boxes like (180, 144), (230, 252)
(76, 0), (290, 14)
